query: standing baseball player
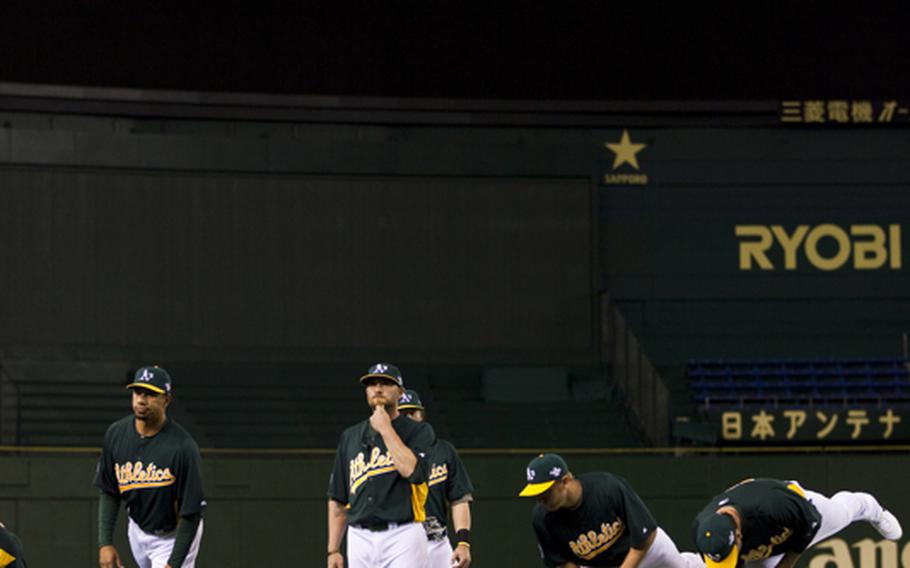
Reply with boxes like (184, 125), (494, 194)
(327, 363), (436, 568)
(0, 521), (27, 567)
(94, 366), (205, 568)
(520, 453), (704, 568)
(398, 389), (474, 568)
(692, 477), (902, 568)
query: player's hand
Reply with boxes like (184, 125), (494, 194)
(327, 551), (345, 568)
(452, 543), (472, 567)
(99, 545), (124, 568)
(369, 403), (393, 434)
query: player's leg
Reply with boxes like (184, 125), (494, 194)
(427, 536), (453, 568)
(346, 526), (378, 568)
(126, 518), (153, 568)
(380, 522), (429, 568)
(806, 489), (902, 544)
(637, 527), (706, 568)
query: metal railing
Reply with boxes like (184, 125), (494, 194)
(600, 293), (670, 446)
(0, 362), (22, 445)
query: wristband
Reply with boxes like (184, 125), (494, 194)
(455, 528), (471, 547)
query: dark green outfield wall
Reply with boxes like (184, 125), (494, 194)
(1, 449), (908, 566)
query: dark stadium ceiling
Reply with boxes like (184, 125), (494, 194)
(0, 2), (908, 102)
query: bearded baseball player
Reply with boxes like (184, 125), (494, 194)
(327, 363), (436, 568)
(520, 453), (704, 568)
(398, 389), (474, 568)
(692, 477), (902, 568)
(0, 521), (27, 567)
(94, 366), (205, 568)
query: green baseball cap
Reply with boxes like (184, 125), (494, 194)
(518, 453), (569, 497)
(397, 389), (424, 411)
(126, 366), (172, 395)
(359, 363), (405, 387)
(694, 513), (739, 568)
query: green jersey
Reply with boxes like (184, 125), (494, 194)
(94, 416), (205, 534)
(0, 527), (26, 568)
(532, 472), (658, 567)
(693, 478), (822, 565)
(424, 439), (474, 539)
(327, 414), (436, 526)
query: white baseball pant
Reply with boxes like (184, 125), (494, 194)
(127, 517), (203, 568)
(427, 537), (454, 568)
(347, 522), (429, 568)
(581, 527), (705, 568)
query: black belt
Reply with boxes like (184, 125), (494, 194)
(352, 521), (406, 532)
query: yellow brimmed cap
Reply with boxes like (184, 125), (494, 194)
(126, 366), (172, 395)
(695, 513), (739, 568)
(518, 453), (568, 497)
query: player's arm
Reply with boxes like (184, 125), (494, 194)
(166, 439), (206, 568)
(98, 491), (124, 568)
(533, 509), (573, 568)
(450, 498), (473, 567)
(327, 499), (347, 568)
(618, 530), (656, 568)
(95, 425), (126, 568)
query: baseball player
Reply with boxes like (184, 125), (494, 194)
(520, 453), (704, 568)
(327, 363), (436, 568)
(692, 477), (902, 568)
(398, 389), (474, 568)
(0, 521), (26, 567)
(94, 366), (205, 568)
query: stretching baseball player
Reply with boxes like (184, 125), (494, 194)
(398, 389), (474, 568)
(520, 453), (704, 568)
(0, 521), (26, 567)
(95, 366), (205, 568)
(693, 477), (902, 568)
(327, 363), (436, 568)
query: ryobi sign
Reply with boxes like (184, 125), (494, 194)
(736, 224), (902, 271)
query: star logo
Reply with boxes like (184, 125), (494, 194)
(605, 129), (646, 170)
(549, 467), (562, 478)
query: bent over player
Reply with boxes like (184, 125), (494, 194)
(95, 366), (205, 568)
(693, 477), (902, 568)
(0, 521), (27, 567)
(399, 389), (474, 568)
(327, 363), (436, 568)
(520, 453), (704, 568)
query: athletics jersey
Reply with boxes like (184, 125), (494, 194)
(425, 439), (474, 532)
(327, 414), (436, 526)
(532, 472), (658, 567)
(94, 416), (205, 534)
(693, 478), (821, 565)
(0, 527), (26, 568)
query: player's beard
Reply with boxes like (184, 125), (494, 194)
(133, 405), (150, 421)
(369, 394), (393, 410)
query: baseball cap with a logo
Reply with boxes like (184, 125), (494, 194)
(518, 453), (569, 497)
(694, 513), (739, 568)
(359, 363), (404, 387)
(397, 389), (424, 411)
(126, 366), (172, 395)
